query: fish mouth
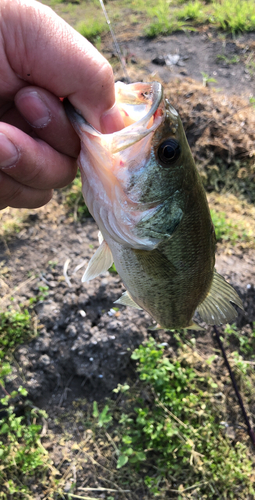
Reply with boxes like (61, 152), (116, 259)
(64, 81), (164, 153)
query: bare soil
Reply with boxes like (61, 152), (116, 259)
(113, 29), (255, 96)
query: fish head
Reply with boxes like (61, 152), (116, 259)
(65, 81), (195, 249)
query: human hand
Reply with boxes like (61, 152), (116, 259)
(0, 0), (123, 210)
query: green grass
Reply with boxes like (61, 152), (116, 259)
(0, 397), (49, 499)
(91, 338), (255, 498)
(108, 262), (118, 274)
(224, 323), (255, 357)
(28, 285), (49, 306)
(145, 0), (255, 35)
(176, 0), (207, 22)
(1, 321), (254, 498)
(210, 209), (252, 245)
(76, 19), (106, 43)
(44, 0), (255, 42)
(216, 54), (240, 64)
(64, 172), (90, 220)
(0, 308), (34, 357)
(0, 306), (50, 499)
(211, 0), (255, 33)
(144, 0), (184, 37)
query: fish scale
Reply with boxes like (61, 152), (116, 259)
(64, 81), (243, 330)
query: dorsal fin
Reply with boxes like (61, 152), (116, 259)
(196, 270), (243, 325)
(82, 239), (113, 282)
(114, 291), (142, 310)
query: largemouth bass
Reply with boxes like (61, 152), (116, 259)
(65, 81), (243, 329)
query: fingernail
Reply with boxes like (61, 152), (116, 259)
(0, 134), (19, 169)
(100, 104), (125, 134)
(15, 91), (51, 128)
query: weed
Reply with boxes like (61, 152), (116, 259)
(0, 390), (50, 498)
(29, 285), (49, 305)
(76, 19), (106, 43)
(0, 308), (34, 355)
(224, 323), (255, 356)
(0, 303), (50, 499)
(216, 54), (240, 64)
(176, 0), (206, 22)
(201, 71), (217, 87)
(210, 209), (252, 245)
(245, 58), (255, 77)
(64, 172), (90, 220)
(93, 338), (255, 497)
(108, 263), (117, 274)
(249, 96), (255, 108)
(48, 260), (58, 269)
(145, 0), (183, 37)
(93, 401), (113, 427)
(0, 212), (24, 239)
(211, 0), (255, 33)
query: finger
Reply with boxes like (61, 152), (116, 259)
(0, 103), (32, 134)
(0, 170), (53, 210)
(1, 0), (124, 132)
(0, 124), (77, 190)
(15, 86), (80, 157)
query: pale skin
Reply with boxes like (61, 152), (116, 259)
(0, 0), (124, 210)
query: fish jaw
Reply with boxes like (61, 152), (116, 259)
(64, 82), (166, 250)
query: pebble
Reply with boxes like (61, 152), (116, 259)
(152, 56), (166, 66)
(65, 324), (77, 338)
(38, 354), (51, 367)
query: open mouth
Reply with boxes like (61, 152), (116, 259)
(115, 81), (164, 129)
(64, 82), (165, 155)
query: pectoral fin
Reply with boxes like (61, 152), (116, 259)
(82, 239), (113, 282)
(196, 270), (243, 325)
(114, 291), (142, 310)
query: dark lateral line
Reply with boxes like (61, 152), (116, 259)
(213, 325), (255, 448)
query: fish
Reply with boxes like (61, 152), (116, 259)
(64, 81), (243, 330)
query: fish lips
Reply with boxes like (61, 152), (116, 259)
(64, 81), (165, 152)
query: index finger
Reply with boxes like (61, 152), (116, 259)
(0, 0), (123, 131)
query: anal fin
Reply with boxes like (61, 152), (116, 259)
(197, 270), (244, 326)
(186, 322), (204, 331)
(82, 239), (113, 282)
(114, 291), (142, 310)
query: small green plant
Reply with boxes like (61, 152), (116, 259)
(48, 260), (58, 269)
(177, 0), (206, 22)
(0, 391), (50, 498)
(65, 172), (90, 220)
(216, 54), (240, 64)
(145, 0), (183, 37)
(210, 209), (252, 245)
(0, 308), (33, 355)
(211, 0), (255, 33)
(201, 71), (217, 87)
(246, 59), (255, 77)
(0, 306), (50, 498)
(101, 338), (255, 497)
(249, 96), (255, 108)
(76, 19), (106, 43)
(108, 263), (117, 274)
(29, 285), (49, 305)
(224, 323), (255, 356)
(93, 401), (113, 427)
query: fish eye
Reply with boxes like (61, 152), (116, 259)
(157, 139), (181, 166)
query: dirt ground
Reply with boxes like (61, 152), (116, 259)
(1, 7), (255, 494)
